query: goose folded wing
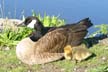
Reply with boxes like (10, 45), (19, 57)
(34, 28), (68, 53)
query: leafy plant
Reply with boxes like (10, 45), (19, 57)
(95, 24), (108, 35)
(0, 27), (33, 47)
(89, 24), (108, 37)
(32, 10), (65, 27)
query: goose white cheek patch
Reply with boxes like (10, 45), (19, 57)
(27, 20), (37, 28)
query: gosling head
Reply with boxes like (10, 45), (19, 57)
(64, 45), (73, 60)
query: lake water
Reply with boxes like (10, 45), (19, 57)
(0, 0), (108, 33)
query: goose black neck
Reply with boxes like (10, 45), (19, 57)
(34, 21), (44, 31)
(30, 36), (38, 41)
(30, 31), (42, 42)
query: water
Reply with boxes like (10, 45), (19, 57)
(0, 0), (108, 33)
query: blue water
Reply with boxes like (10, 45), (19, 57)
(0, 0), (108, 33)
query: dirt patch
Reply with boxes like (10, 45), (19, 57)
(36, 63), (64, 72)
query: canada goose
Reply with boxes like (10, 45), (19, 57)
(16, 17), (93, 65)
(64, 44), (92, 62)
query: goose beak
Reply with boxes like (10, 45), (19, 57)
(17, 22), (25, 27)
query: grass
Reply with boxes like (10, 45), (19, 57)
(0, 44), (108, 72)
(0, 48), (41, 72)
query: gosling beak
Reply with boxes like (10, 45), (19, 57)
(17, 22), (25, 27)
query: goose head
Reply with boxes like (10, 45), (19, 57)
(18, 16), (44, 31)
(18, 16), (56, 41)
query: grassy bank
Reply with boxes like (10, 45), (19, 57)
(0, 44), (108, 72)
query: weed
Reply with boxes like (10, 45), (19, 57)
(0, 26), (33, 47)
(89, 24), (108, 37)
(32, 10), (65, 27)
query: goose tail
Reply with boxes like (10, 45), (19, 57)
(78, 18), (93, 28)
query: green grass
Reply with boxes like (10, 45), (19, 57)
(0, 48), (41, 72)
(0, 44), (108, 72)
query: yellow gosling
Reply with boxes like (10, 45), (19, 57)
(64, 45), (72, 60)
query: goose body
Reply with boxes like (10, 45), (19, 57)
(16, 28), (67, 65)
(16, 17), (93, 65)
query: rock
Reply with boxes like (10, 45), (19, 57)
(99, 38), (108, 46)
(0, 18), (23, 25)
(0, 18), (23, 32)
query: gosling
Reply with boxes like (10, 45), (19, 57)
(64, 44), (92, 62)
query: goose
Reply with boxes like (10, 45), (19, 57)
(16, 17), (93, 65)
